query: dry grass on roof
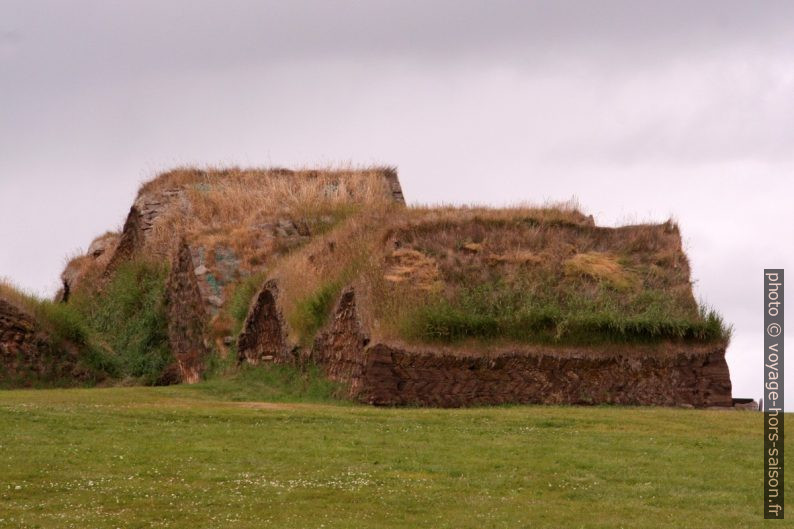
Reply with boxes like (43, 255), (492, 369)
(394, 202), (594, 230)
(139, 166), (401, 258)
(388, 212), (686, 274)
(137, 165), (397, 196)
(270, 208), (392, 340)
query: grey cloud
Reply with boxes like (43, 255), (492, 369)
(3, 0), (794, 80)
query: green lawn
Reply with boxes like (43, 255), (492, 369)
(0, 380), (786, 528)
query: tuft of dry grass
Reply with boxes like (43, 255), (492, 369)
(0, 278), (36, 312)
(486, 250), (542, 266)
(384, 249), (443, 292)
(564, 252), (635, 290)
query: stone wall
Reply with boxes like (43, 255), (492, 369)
(311, 289), (733, 408)
(237, 280), (291, 364)
(351, 344), (732, 407)
(0, 298), (94, 385)
(310, 287), (371, 394)
(103, 205), (145, 278)
(133, 188), (186, 241)
(163, 239), (209, 384)
(103, 188), (187, 278)
(381, 167), (405, 204)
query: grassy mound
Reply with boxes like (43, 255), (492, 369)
(3, 259), (174, 385)
(0, 281), (114, 386)
(272, 207), (731, 349)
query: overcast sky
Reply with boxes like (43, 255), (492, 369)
(1, 0), (791, 407)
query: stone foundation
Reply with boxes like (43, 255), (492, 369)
(311, 289), (733, 408)
(348, 344), (732, 407)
